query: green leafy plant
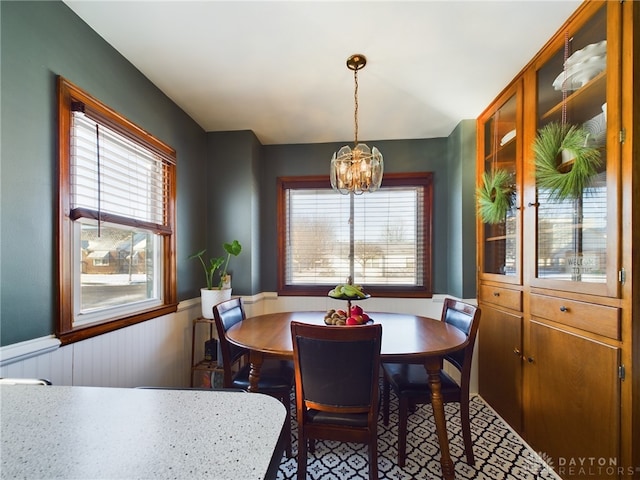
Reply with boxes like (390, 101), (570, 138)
(477, 169), (515, 224)
(189, 240), (242, 290)
(533, 122), (602, 201)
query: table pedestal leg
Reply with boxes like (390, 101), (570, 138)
(425, 358), (455, 480)
(248, 350), (264, 393)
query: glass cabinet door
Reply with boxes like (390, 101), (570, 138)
(532, 1), (619, 297)
(478, 83), (522, 284)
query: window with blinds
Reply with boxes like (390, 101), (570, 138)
(58, 77), (177, 343)
(277, 173), (433, 297)
(70, 111), (170, 230)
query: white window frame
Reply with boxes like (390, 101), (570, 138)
(72, 220), (163, 328)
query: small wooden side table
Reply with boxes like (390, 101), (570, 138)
(190, 317), (224, 388)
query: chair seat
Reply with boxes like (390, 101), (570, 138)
(383, 363), (460, 398)
(231, 359), (294, 392)
(307, 410), (369, 427)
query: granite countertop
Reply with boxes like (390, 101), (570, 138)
(0, 385), (286, 479)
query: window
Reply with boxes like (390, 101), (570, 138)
(277, 173), (433, 297)
(57, 77), (177, 344)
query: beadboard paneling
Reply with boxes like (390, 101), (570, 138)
(1, 294), (476, 389)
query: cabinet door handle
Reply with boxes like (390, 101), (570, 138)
(513, 348), (522, 357)
(493, 292), (500, 297)
(527, 356), (535, 364)
(528, 202), (540, 207)
(560, 305), (568, 312)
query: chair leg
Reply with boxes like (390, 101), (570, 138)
(297, 429), (307, 480)
(459, 396), (475, 465)
(397, 395), (409, 468)
(279, 393), (292, 458)
(382, 376), (390, 426)
(368, 434), (379, 480)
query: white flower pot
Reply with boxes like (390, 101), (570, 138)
(200, 287), (232, 319)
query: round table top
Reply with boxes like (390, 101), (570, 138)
(225, 311), (467, 362)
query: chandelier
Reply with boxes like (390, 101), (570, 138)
(330, 54), (384, 195)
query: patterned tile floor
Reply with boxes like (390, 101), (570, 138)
(277, 391), (560, 480)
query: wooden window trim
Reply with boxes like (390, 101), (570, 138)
(277, 172), (433, 298)
(57, 77), (177, 345)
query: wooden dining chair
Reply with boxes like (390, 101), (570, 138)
(290, 321), (382, 480)
(382, 298), (481, 467)
(213, 297), (295, 457)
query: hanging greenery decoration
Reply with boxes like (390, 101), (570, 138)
(533, 122), (602, 201)
(477, 169), (515, 224)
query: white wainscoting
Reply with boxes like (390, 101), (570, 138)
(0, 300), (200, 388)
(1, 294), (477, 390)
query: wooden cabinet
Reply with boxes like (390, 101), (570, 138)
(476, 1), (637, 478)
(477, 296), (523, 433)
(477, 81), (523, 285)
(526, 320), (620, 480)
(524, 1), (621, 299)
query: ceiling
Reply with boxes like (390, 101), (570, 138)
(63, 1), (581, 146)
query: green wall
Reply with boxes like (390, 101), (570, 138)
(1, 0), (477, 348)
(0, 1), (208, 346)
(209, 132), (464, 297)
(257, 138), (457, 294)
(206, 131), (263, 296)
(447, 120), (478, 299)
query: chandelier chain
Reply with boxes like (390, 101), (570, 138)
(562, 31), (569, 126)
(353, 69), (359, 145)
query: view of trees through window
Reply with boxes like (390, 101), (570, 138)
(286, 188), (421, 285)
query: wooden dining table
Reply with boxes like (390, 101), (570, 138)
(225, 310), (468, 480)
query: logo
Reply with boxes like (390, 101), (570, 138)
(525, 450), (555, 476)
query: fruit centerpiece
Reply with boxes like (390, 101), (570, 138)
(326, 282), (371, 326)
(324, 304), (371, 326)
(328, 283), (368, 300)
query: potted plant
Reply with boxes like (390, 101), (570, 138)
(189, 240), (242, 318)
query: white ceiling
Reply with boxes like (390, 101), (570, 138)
(63, 1), (581, 145)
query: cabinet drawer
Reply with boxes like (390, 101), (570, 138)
(529, 294), (620, 340)
(478, 285), (522, 311)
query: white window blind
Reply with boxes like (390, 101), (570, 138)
(285, 186), (425, 286)
(70, 111), (170, 231)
